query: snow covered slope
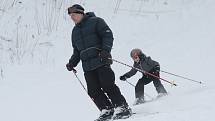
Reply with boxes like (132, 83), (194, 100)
(0, 0), (215, 121)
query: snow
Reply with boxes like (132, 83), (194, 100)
(1, 0), (215, 121)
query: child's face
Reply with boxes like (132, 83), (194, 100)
(132, 53), (140, 62)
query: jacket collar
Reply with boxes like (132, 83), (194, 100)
(76, 12), (96, 27)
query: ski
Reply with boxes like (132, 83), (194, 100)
(132, 112), (160, 117)
(110, 112), (159, 120)
(133, 93), (168, 106)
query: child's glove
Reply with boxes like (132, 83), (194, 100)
(120, 75), (128, 81)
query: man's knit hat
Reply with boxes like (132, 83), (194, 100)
(68, 4), (84, 14)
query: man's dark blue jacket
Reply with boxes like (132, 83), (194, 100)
(69, 12), (113, 72)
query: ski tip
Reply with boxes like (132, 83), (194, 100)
(171, 80), (177, 86)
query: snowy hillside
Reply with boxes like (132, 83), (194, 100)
(1, 0), (215, 121)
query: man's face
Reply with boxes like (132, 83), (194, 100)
(69, 13), (83, 24)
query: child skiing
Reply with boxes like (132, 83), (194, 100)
(120, 48), (167, 105)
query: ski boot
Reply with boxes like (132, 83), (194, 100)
(133, 98), (145, 106)
(112, 105), (132, 120)
(94, 108), (114, 121)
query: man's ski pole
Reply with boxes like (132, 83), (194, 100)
(160, 70), (203, 84)
(72, 70), (87, 92)
(109, 58), (177, 86)
(72, 70), (100, 111)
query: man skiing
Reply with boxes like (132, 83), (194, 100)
(120, 48), (167, 105)
(66, 4), (132, 121)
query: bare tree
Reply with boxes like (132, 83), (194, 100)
(34, 0), (64, 35)
(114, 0), (122, 14)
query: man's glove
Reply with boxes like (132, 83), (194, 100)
(66, 63), (77, 73)
(120, 75), (128, 81)
(100, 50), (111, 59)
(99, 50), (113, 65)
